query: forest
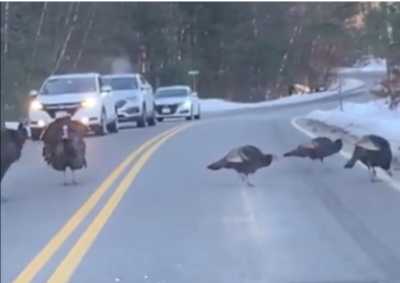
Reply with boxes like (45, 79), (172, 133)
(1, 2), (399, 118)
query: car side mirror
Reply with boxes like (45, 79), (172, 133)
(29, 89), (38, 97)
(101, 85), (112, 96)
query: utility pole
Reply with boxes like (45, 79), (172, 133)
(338, 73), (344, 111)
(139, 45), (147, 74)
(1, 53), (5, 128)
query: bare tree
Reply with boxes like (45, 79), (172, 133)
(275, 24), (303, 91)
(73, 4), (97, 70)
(2, 2), (10, 56)
(27, 2), (48, 83)
(1, 2), (10, 126)
(52, 3), (80, 74)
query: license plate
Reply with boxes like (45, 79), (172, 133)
(162, 107), (171, 114)
(55, 111), (69, 118)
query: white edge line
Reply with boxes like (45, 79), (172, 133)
(291, 117), (400, 192)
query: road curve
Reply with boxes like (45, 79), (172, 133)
(2, 73), (400, 283)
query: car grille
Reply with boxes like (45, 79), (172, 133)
(125, 107), (140, 114)
(42, 102), (81, 118)
(115, 100), (127, 109)
(155, 104), (179, 115)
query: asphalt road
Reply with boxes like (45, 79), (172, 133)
(2, 73), (400, 283)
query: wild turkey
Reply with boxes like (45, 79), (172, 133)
(41, 116), (88, 185)
(284, 137), (343, 162)
(207, 145), (277, 187)
(344, 134), (392, 182)
(1, 122), (28, 182)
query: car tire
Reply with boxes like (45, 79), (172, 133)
(108, 119), (119, 133)
(194, 106), (201, 120)
(137, 105), (147, 128)
(186, 108), (194, 121)
(157, 117), (164, 122)
(31, 128), (42, 141)
(147, 110), (156, 126)
(93, 110), (108, 136)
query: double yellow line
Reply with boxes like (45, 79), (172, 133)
(13, 124), (190, 283)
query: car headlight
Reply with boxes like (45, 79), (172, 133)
(38, 120), (46, 127)
(30, 100), (43, 111)
(181, 100), (192, 109)
(81, 117), (89, 125)
(81, 97), (97, 108)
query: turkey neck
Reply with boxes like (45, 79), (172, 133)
(333, 140), (343, 152)
(262, 154), (273, 166)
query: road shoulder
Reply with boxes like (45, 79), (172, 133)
(291, 117), (400, 192)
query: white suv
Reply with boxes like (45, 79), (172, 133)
(155, 85), (201, 121)
(29, 73), (118, 140)
(102, 74), (156, 127)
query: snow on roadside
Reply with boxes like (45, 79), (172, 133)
(360, 59), (387, 72)
(306, 99), (400, 156)
(4, 122), (32, 137)
(201, 78), (364, 113)
(4, 122), (20, 129)
(337, 57), (387, 74)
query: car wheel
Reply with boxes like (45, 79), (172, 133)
(30, 128), (42, 141)
(147, 110), (156, 126)
(137, 105), (146, 128)
(94, 110), (108, 136)
(107, 107), (119, 133)
(157, 117), (164, 122)
(107, 119), (119, 133)
(195, 106), (201, 120)
(186, 108), (194, 121)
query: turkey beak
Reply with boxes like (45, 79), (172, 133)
(62, 125), (69, 140)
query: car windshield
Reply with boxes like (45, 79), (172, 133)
(102, 77), (138, 90)
(41, 77), (97, 95)
(156, 89), (188, 98)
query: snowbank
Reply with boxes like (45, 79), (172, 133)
(338, 57), (387, 74)
(201, 78), (365, 113)
(307, 99), (400, 150)
(4, 122), (20, 129)
(360, 58), (387, 72)
(4, 122), (32, 137)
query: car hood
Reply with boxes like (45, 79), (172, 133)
(155, 97), (187, 105)
(112, 89), (141, 100)
(38, 92), (97, 104)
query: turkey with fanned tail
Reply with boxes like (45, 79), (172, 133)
(41, 116), (88, 185)
(207, 145), (277, 187)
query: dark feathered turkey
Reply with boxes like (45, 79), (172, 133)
(284, 137), (342, 162)
(207, 145), (276, 187)
(344, 134), (392, 182)
(41, 116), (88, 185)
(1, 123), (28, 182)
